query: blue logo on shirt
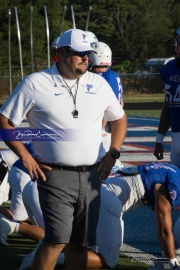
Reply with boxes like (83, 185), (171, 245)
(55, 93), (63, 96)
(85, 84), (95, 94)
(86, 84), (93, 91)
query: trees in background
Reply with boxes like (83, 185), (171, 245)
(0, 0), (179, 74)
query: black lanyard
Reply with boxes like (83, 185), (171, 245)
(63, 78), (79, 118)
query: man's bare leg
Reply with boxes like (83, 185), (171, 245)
(65, 243), (87, 270)
(31, 242), (65, 270)
(87, 250), (109, 269)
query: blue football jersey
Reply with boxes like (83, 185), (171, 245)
(97, 67), (124, 105)
(160, 58), (180, 132)
(138, 162), (180, 210)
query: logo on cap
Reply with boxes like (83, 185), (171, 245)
(82, 34), (87, 40)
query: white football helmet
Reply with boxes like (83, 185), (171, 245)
(89, 41), (112, 66)
(51, 36), (60, 50)
(174, 26), (180, 55)
(51, 36), (60, 62)
(84, 31), (98, 44)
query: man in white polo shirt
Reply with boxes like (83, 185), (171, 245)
(0, 28), (127, 270)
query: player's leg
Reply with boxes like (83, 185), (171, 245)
(22, 180), (44, 228)
(0, 166), (30, 245)
(87, 250), (109, 268)
(19, 180), (45, 240)
(8, 166), (30, 221)
(90, 183), (123, 268)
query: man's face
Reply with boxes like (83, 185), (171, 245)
(60, 47), (91, 78)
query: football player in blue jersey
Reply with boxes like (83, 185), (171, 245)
(89, 41), (124, 171)
(89, 41), (124, 107)
(154, 26), (180, 169)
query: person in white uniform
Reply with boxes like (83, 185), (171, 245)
(0, 144), (46, 246)
(0, 28), (127, 270)
(0, 149), (19, 215)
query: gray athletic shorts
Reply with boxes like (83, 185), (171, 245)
(37, 166), (101, 246)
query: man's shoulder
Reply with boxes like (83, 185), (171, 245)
(26, 66), (52, 83)
(161, 58), (178, 74)
(86, 70), (106, 81)
(102, 69), (120, 78)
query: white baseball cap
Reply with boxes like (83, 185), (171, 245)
(57, 29), (97, 53)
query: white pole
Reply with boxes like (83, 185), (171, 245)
(14, 7), (23, 79)
(85, 6), (92, 31)
(71, 5), (76, 29)
(8, 9), (12, 94)
(60, 5), (67, 35)
(44, 5), (50, 68)
(30, 6), (34, 73)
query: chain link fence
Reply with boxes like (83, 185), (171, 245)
(120, 73), (164, 94)
(0, 71), (164, 100)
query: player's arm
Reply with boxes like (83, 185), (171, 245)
(154, 99), (170, 160)
(154, 184), (177, 259)
(0, 114), (47, 181)
(157, 98), (170, 136)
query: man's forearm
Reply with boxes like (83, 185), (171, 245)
(110, 113), (127, 150)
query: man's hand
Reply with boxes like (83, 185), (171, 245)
(21, 153), (52, 181)
(170, 261), (180, 269)
(154, 143), (164, 160)
(97, 152), (116, 181)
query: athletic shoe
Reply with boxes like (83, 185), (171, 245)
(0, 213), (16, 246)
(19, 241), (42, 270)
(176, 248), (180, 261)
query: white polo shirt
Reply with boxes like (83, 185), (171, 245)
(0, 63), (124, 166)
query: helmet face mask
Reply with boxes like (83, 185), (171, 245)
(89, 42), (112, 67)
(174, 27), (180, 55)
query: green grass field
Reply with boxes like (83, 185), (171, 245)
(0, 234), (150, 270)
(123, 93), (163, 118)
(123, 93), (164, 103)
